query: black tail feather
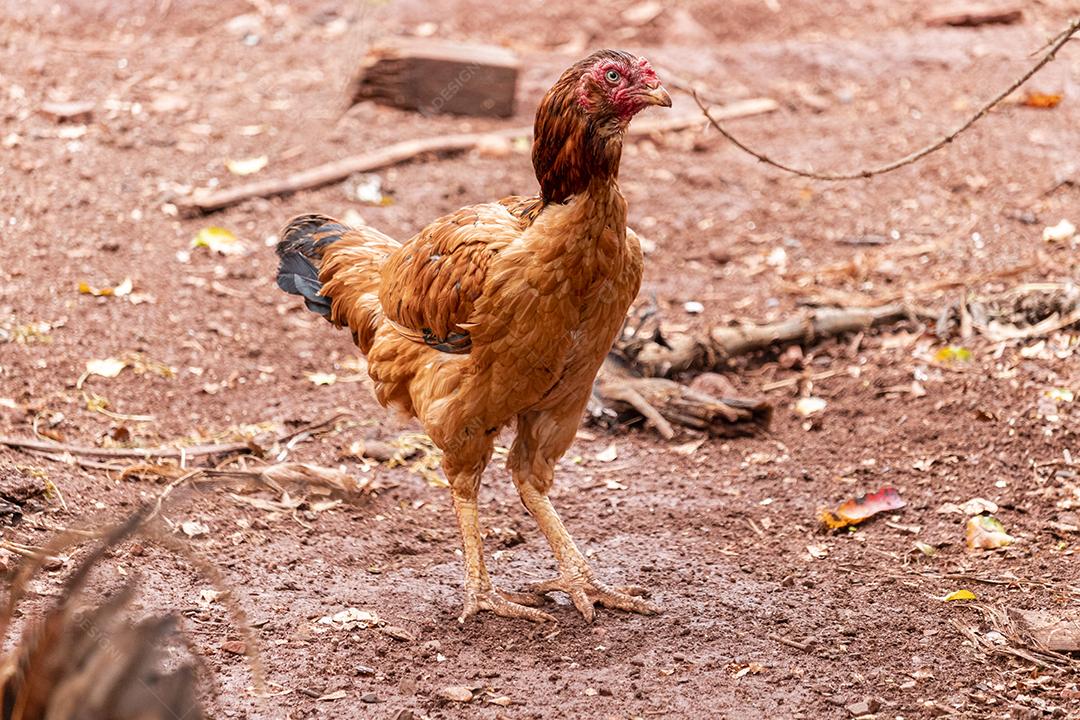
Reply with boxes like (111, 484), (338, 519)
(275, 214), (348, 319)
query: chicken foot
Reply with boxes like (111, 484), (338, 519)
(451, 489), (556, 623)
(515, 483), (661, 622)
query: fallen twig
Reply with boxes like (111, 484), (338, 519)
(612, 302), (916, 379)
(133, 461), (372, 499)
(710, 304), (913, 359)
(690, 16), (1080, 181)
(760, 368), (846, 392)
(0, 538), (56, 560)
(591, 367), (772, 438)
(767, 632), (813, 652)
(0, 413), (351, 462)
(178, 98), (778, 214)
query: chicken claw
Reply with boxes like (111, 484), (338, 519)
(459, 589), (556, 624)
(529, 576), (661, 622)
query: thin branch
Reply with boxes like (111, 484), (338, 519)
(178, 98), (777, 214)
(0, 412), (351, 460)
(690, 16), (1080, 181)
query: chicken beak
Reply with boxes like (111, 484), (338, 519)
(640, 84), (672, 108)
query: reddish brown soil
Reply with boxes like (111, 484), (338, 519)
(2, 1), (1079, 718)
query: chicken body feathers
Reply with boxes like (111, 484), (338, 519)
(378, 202), (521, 353)
(277, 185), (642, 448)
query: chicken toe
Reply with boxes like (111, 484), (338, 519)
(459, 588), (556, 624)
(451, 486), (556, 624)
(530, 576), (661, 621)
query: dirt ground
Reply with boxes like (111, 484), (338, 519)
(2, 1), (1080, 718)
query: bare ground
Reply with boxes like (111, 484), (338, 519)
(1, 1), (1079, 718)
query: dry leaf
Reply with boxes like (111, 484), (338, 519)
(78, 277), (133, 297)
(220, 640), (247, 655)
(914, 541), (937, 556)
(819, 486), (905, 529)
(794, 396), (827, 417)
(671, 438), (705, 456)
(966, 515), (1014, 550)
(181, 520), (209, 537)
(381, 625), (415, 642)
(225, 155), (268, 176)
(84, 357), (128, 379)
(1023, 91), (1063, 109)
(192, 226), (245, 256)
(1042, 219), (1076, 243)
(1048, 388), (1074, 403)
(198, 588), (222, 608)
(260, 462), (367, 494)
(805, 544), (829, 559)
(959, 497), (998, 515)
(1017, 609), (1080, 652)
(622, 0), (664, 25)
(731, 661), (766, 679)
(317, 607), (380, 631)
(438, 686), (474, 703)
(595, 444), (618, 462)
(317, 690), (347, 701)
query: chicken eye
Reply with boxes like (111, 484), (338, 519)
(604, 69), (621, 84)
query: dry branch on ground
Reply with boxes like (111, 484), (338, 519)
(0, 511), (204, 720)
(178, 98), (778, 214)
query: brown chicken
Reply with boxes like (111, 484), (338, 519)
(276, 50), (671, 623)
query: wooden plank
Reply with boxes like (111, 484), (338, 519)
(350, 40), (520, 118)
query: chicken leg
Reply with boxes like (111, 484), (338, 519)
(450, 486), (555, 623)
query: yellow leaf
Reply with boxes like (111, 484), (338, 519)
(934, 346), (972, 363)
(1023, 91), (1063, 109)
(944, 589), (976, 602)
(1048, 388), (1074, 402)
(192, 227), (245, 256)
(914, 541), (936, 556)
(225, 155), (268, 176)
(78, 278), (133, 297)
(966, 515), (1015, 550)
